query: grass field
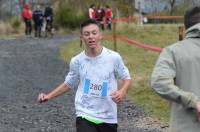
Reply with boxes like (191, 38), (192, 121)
(60, 23), (184, 123)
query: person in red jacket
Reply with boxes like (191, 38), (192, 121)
(21, 4), (33, 36)
(105, 5), (112, 30)
(96, 5), (105, 31)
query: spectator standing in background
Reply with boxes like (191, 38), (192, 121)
(105, 5), (112, 30)
(33, 5), (43, 37)
(21, 4), (32, 36)
(96, 5), (105, 31)
(44, 5), (54, 36)
(89, 4), (96, 20)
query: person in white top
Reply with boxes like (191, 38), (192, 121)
(89, 4), (96, 19)
(37, 19), (132, 132)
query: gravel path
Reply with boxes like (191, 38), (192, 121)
(0, 36), (168, 132)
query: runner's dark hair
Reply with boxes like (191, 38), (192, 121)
(80, 19), (100, 33)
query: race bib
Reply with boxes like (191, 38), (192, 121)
(83, 79), (108, 97)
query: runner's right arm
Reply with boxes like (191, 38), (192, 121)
(38, 57), (79, 103)
(37, 82), (69, 103)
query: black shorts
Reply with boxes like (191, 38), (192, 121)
(76, 117), (117, 132)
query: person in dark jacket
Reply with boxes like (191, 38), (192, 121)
(21, 4), (32, 36)
(33, 5), (43, 37)
(44, 5), (53, 35)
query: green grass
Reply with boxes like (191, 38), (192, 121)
(59, 23), (183, 123)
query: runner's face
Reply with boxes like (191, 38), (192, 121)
(81, 24), (102, 49)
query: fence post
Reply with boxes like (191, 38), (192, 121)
(178, 26), (185, 41)
(113, 21), (117, 51)
(80, 39), (82, 48)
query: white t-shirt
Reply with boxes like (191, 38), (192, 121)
(64, 47), (131, 123)
(89, 8), (94, 19)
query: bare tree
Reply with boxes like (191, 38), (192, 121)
(150, 0), (159, 14)
(18, 0), (26, 12)
(182, 0), (198, 8)
(168, 0), (176, 15)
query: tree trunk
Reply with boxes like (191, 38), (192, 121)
(169, 0), (176, 16)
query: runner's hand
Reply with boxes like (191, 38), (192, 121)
(37, 93), (49, 103)
(110, 90), (126, 104)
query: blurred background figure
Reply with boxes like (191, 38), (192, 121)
(88, 4), (96, 20)
(96, 5), (105, 31)
(105, 5), (112, 30)
(33, 5), (43, 38)
(21, 4), (32, 36)
(44, 5), (54, 37)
